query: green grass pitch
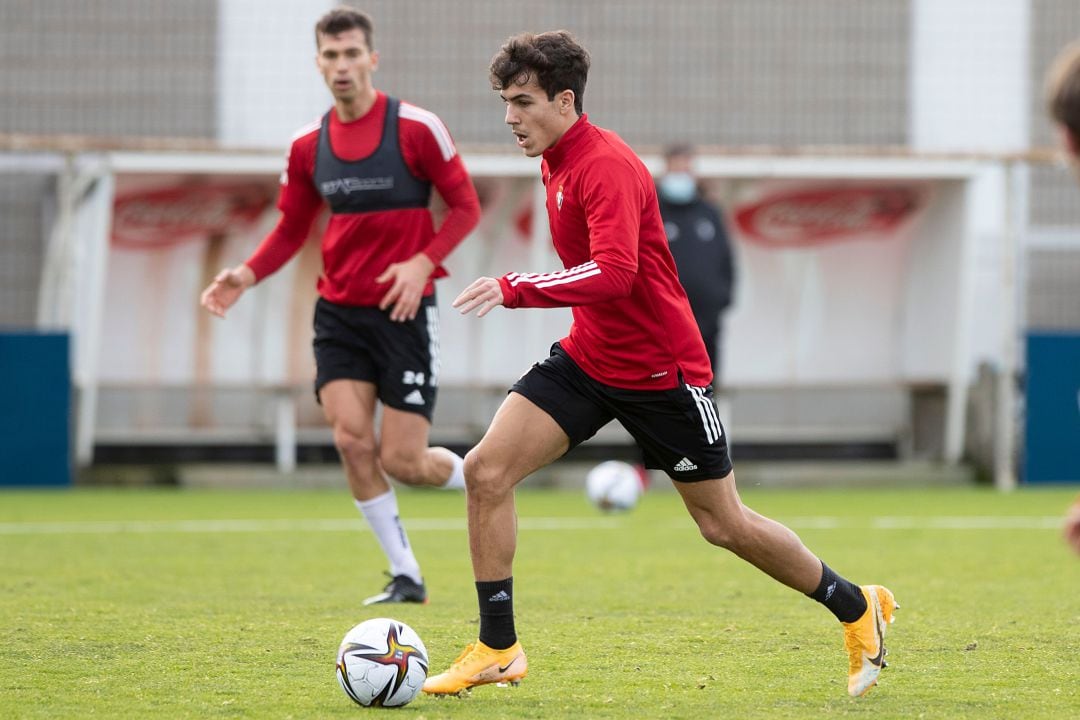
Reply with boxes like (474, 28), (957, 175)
(2, 484), (1078, 718)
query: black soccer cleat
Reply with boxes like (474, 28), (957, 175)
(362, 573), (428, 605)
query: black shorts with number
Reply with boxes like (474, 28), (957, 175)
(312, 295), (439, 421)
(511, 343), (732, 481)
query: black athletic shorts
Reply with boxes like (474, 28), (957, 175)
(511, 343), (732, 481)
(312, 295), (439, 421)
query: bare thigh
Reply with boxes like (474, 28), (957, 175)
(468, 391), (571, 493)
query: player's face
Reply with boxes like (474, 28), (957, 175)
(316, 29), (378, 104)
(500, 78), (576, 158)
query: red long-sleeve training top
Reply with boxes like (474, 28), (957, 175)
(498, 115), (713, 390)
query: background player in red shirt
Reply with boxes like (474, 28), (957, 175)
(424, 30), (895, 698)
(1045, 40), (1080, 556)
(200, 8), (480, 605)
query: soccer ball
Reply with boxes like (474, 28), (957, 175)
(336, 618), (429, 707)
(585, 460), (642, 512)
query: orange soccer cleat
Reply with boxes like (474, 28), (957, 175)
(422, 640), (528, 696)
(842, 585), (898, 697)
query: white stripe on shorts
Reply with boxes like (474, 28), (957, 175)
(687, 384), (722, 444)
(426, 305), (440, 388)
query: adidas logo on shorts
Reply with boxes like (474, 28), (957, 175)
(404, 389), (425, 405)
(674, 457), (698, 472)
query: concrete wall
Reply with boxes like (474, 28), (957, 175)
(0, 0), (216, 138)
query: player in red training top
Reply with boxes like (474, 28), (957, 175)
(200, 8), (480, 606)
(423, 31), (896, 699)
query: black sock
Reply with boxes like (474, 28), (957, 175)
(807, 562), (867, 623)
(476, 577), (516, 650)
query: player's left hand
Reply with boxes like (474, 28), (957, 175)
(452, 276), (504, 317)
(376, 253), (435, 322)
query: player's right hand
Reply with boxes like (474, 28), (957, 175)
(200, 265), (255, 318)
(452, 276), (505, 318)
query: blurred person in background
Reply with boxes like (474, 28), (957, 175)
(423, 29), (896, 700)
(200, 7), (480, 604)
(657, 143), (736, 384)
(1045, 38), (1080, 555)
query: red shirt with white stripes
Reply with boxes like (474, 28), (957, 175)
(497, 115), (713, 390)
(245, 92), (480, 306)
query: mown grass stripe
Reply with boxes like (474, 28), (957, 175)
(0, 515), (1063, 534)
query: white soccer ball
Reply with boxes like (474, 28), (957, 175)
(336, 618), (428, 707)
(585, 460), (642, 512)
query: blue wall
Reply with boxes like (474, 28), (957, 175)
(0, 333), (72, 486)
(1025, 332), (1080, 484)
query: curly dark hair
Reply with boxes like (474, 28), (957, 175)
(1047, 41), (1080, 142)
(490, 31), (590, 115)
(315, 6), (374, 50)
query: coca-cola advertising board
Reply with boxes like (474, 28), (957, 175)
(724, 181), (931, 385)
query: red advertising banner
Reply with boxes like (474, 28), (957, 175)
(112, 182), (273, 249)
(733, 185), (924, 248)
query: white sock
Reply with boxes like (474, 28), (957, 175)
(442, 451), (466, 491)
(355, 490), (422, 584)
